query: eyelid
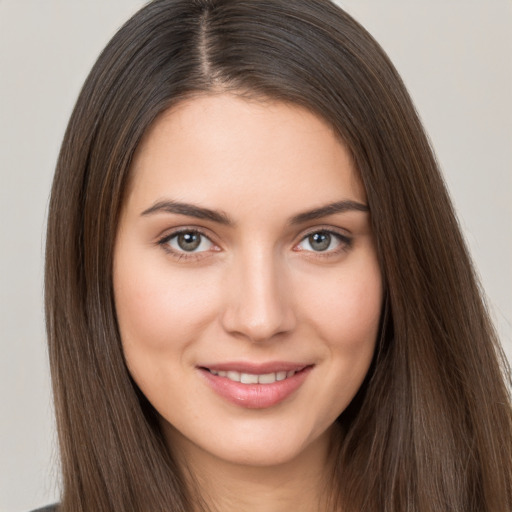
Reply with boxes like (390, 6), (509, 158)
(298, 224), (352, 242)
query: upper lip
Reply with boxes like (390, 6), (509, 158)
(198, 361), (312, 374)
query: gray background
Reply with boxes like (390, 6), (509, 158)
(1, 1), (510, 511)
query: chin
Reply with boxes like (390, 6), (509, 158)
(161, 413), (335, 470)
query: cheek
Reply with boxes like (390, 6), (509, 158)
(281, 254), (382, 435)
(113, 253), (220, 355)
(303, 258), (382, 352)
(316, 260), (382, 411)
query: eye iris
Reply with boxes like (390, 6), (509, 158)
(177, 232), (201, 251)
(309, 232), (331, 251)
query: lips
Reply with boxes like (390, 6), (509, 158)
(198, 362), (313, 409)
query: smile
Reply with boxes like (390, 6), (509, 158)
(207, 369), (299, 384)
(199, 364), (313, 409)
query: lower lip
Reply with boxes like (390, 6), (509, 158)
(199, 367), (313, 409)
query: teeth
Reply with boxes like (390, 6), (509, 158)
(258, 372), (277, 384)
(240, 373), (259, 384)
(209, 369), (299, 384)
(226, 371), (241, 382)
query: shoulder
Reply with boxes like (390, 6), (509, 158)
(29, 506), (58, 512)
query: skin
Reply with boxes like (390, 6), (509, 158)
(113, 93), (383, 511)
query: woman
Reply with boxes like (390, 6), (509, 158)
(41, 0), (512, 510)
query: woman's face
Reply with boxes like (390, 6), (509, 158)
(113, 94), (382, 468)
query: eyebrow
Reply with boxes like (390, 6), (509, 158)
(141, 200), (233, 225)
(289, 200), (369, 225)
(140, 199), (369, 225)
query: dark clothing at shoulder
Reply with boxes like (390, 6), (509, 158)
(30, 505), (57, 512)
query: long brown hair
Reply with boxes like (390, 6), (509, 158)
(45, 0), (512, 510)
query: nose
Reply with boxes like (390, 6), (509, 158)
(220, 248), (297, 343)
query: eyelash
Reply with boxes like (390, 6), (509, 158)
(157, 227), (353, 261)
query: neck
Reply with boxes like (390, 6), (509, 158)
(167, 426), (341, 512)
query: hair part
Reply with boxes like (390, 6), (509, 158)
(45, 1), (512, 510)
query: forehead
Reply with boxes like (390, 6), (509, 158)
(125, 93), (366, 216)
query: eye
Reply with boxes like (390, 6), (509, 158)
(295, 230), (351, 253)
(161, 230), (215, 254)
